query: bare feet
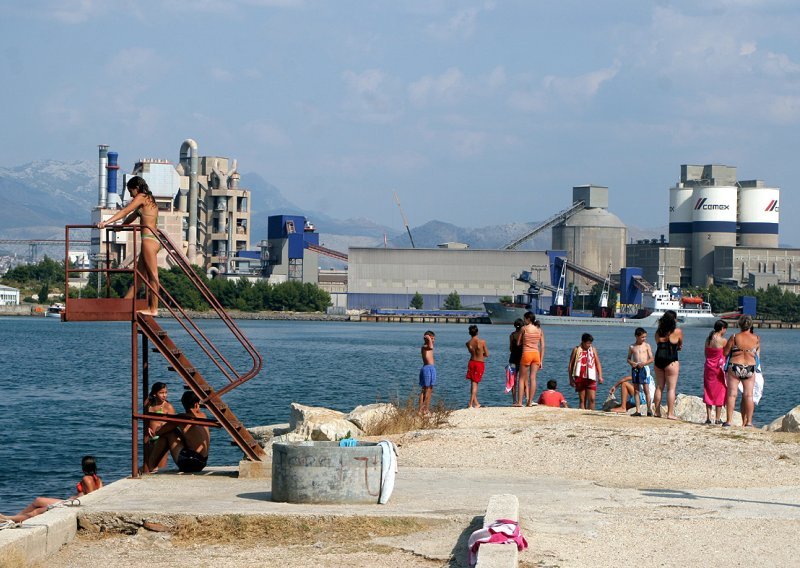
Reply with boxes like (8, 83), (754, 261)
(667, 415), (678, 420)
(137, 309), (159, 316)
(512, 403), (522, 407)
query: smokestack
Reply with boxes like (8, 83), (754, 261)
(106, 151), (120, 208)
(180, 139), (199, 264)
(98, 144), (108, 208)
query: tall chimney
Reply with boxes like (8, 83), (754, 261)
(98, 145), (108, 208)
(106, 151), (120, 208)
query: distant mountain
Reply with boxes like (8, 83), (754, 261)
(388, 220), (551, 250)
(0, 160), (97, 239)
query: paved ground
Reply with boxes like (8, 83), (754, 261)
(9, 406), (800, 567)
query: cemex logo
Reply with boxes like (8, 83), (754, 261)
(694, 198), (730, 210)
(765, 200), (779, 212)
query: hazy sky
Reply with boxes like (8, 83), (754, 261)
(2, 1), (799, 242)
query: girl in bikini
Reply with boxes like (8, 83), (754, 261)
(144, 382), (175, 472)
(723, 315), (760, 427)
(1, 456), (102, 524)
(653, 310), (683, 420)
(97, 176), (161, 315)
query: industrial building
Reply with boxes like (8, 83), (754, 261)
(0, 284), (20, 306)
(346, 184), (628, 310)
(347, 248), (551, 310)
(92, 141), (253, 276)
(552, 185), (627, 287)
(664, 164), (780, 286)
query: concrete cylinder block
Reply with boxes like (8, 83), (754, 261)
(271, 441), (382, 504)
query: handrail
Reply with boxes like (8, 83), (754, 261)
(64, 224), (263, 390)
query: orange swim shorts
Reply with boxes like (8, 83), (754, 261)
(521, 351), (541, 367)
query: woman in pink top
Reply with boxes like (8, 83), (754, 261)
(516, 311), (545, 406)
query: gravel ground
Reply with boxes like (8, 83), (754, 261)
(45, 406), (800, 568)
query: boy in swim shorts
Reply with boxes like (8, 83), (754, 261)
(567, 333), (604, 410)
(627, 327), (654, 416)
(465, 325), (489, 408)
(418, 331), (436, 414)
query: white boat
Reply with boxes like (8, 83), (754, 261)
(46, 303), (65, 318)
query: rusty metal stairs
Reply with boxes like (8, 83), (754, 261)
(137, 314), (266, 461)
(64, 224), (268, 475)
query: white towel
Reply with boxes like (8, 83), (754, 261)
(378, 440), (398, 504)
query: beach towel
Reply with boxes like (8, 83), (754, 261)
(504, 364), (517, 393)
(467, 519), (528, 566)
(738, 371), (765, 405)
(378, 440), (398, 504)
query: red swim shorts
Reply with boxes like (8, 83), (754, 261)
(466, 360), (485, 383)
(573, 376), (597, 392)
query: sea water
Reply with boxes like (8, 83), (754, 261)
(0, 317), (795, 514)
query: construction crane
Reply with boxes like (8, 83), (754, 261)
(393, 191), (416, 248)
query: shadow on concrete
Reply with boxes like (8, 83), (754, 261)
(237, 491), (273, 501)
(448, 515), (482, 568)
(640, 488), (800, 509)
(148, 469), (238, 478)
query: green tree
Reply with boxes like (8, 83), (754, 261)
(38, 282), (49, 303)
(410, 291), (424, 309)
(443, 291), (462, 310)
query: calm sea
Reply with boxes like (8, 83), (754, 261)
(0, 317), (795, 514)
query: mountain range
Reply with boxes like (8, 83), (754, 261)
(0, 159), (665, 263)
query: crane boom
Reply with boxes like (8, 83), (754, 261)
(393, 191), (416, 248)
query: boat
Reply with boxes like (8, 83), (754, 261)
(46, 303), (65, 318)
(484, 270), (718, 328)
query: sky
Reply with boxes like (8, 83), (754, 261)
(2, 0), (800, 243)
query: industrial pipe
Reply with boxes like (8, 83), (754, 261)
(180, 139), (199, 264)
(97, 145), (108, 208)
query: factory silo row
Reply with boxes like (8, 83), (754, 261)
(668, 168), (780, 287)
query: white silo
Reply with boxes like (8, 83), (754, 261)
(738, 181), (779, 247)
(691, 185), (737, 286)
(669, 184), (694, 249)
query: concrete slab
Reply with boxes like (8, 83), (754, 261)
(476, 494), (520, 568)
(8, 460), (800, 567)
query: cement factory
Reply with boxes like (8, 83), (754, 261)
(86, 143), (797, 312)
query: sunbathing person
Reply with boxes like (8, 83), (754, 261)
(1, 456), (102, 524)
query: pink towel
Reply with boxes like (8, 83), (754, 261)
(505, 365), (517, 393)
(467, 519), (528, 566)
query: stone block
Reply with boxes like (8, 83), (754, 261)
(0, 523), (48, 566)
(347, 403), (396, 434)
(475, 494), (521, 568)
(483, 494), (519, 527)
(782, 406), (800, 433)
(289, 403), (363, 441)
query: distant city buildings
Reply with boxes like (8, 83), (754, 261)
(0, 284), (20, 305)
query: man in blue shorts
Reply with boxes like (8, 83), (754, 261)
(418, 330), (436, 414)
